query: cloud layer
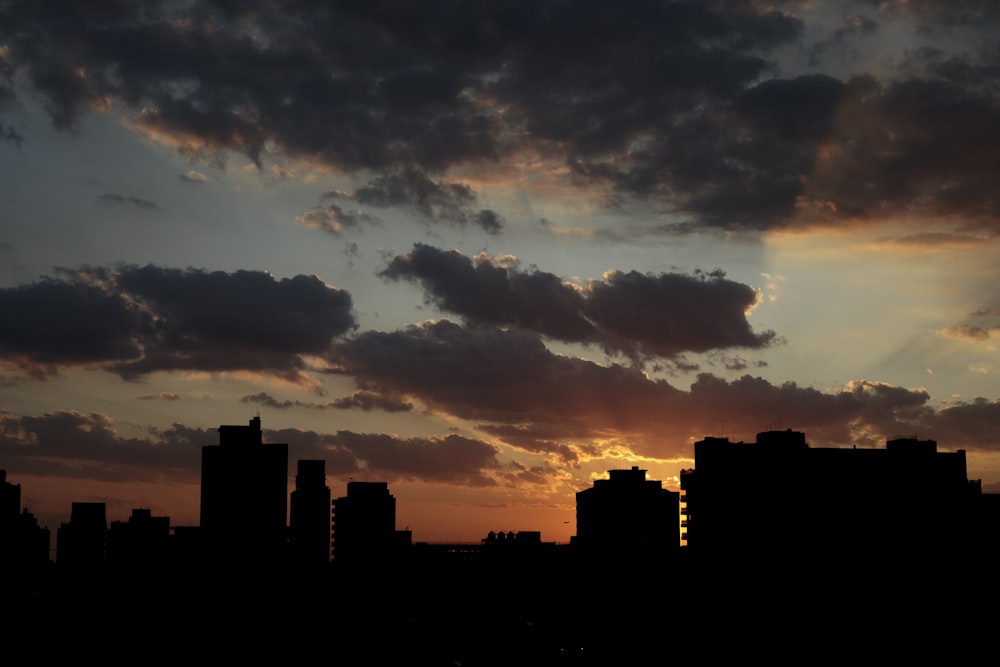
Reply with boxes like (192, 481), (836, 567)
(0, 411), (500, 487)
(381, 244), (777, 361)
(0, 265), (355, 380)
(327, 319), (1000, 461)
(3, 1), (999, 231)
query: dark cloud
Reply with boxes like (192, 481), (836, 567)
(475, 423), (591, 464)
(266, 426), (501, 486)
(380, 244), (776, 360)
(329, 391), (413, 412)
(0, 411), (204, 482)
(717, 355), (767, 372)
(583, 269), (778, 357)
(241, 390), (413, 412)
(0, 409), (501, 488)
(3, 2), (998, 230)
(6, 365), (1000, 494)
(0, 409), (500, 491)
(329, 431), (500, 486)
(330, 168), (503, 233)
(0, 275), (145, 377)
(98, 193), (157, 210)
(0, 0), (800, 228)
(328, 320), (681, 430)
(799, 76), (1000, 228)
(112, 265), (356, 379)
(380, 244), (592, 341)
(328, 320), (1000, 458)
(0, 265), (356, 380)
(474, 209), (504, 235)
(136, 392), (180, 401)
(603, 71), (1000, 230)
(923, 398), (1000, 450)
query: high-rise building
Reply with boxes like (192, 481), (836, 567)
(1, 470), (51, 568)
(680, 429), (982, 564)
(200, 416), (288, 564)
(289, 459), (331, 567)
(574, 466), (680, 558)
(331, 481), (400, 566)
(56, 502), (107, 570)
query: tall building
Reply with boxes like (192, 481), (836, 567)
(680, 429), (982, 564)
(1, 470), (50, 568)
(574, 466), (680, 559)
(331, 481), (400, 566)
(200, 416), (288, 564)
(289, 459), (331, 567)
(56, 502), (107, 570)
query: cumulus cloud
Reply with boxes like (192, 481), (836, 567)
(0, 265), (356, 380)
(380, 244), (777, 361)
(327, 320), (999, 459)
(265, 426), (502, 486)
(0, 411), (205, 482)
(0, 276), (146, 377)
(328, 168), (503, 233)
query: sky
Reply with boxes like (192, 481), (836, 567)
(3, 0), (1000, 546)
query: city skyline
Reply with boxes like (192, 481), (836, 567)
(3, 1), (1000, 543)
(4, 426), (995, 560)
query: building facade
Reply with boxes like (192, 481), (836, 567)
(289, 459), (331, 567)
(56, 501), (107, 570)
(1, 470), (51, 568)
(200, 416), (288, 564)
(681, 429), (982, 564)
(574, 466), (680, 560)
(331, 481), (403, 566)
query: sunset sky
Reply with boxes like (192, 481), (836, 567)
(3, 0), (1000, 546)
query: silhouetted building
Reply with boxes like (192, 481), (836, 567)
(200, 416), (288, 564)
(681, 430), (983, 565)
(332, 481), (406, 566)
(56, 502), (107, 570)
(0, 470), (51, 568)
(289, 459), (331, 567)
(107, 508), (171, 570)
(1, 469), (18, 516)
(574, 466), (680, 559)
